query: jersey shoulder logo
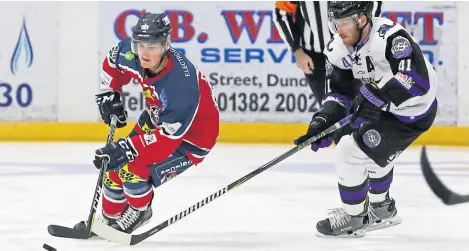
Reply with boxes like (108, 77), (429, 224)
(391, 36), (413, 59)
(377, 23), (396, 38)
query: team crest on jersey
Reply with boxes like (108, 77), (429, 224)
(377, 23), (396, 38)
(143, 86), (161, 124)
(391, 36), (413, 59)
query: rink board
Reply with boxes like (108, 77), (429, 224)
(0, 122), (467, 146)
(0, 2), (466, 147)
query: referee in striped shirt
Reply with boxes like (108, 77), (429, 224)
(273, 1), (382, 104)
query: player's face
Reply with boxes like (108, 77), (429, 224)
(331, 16), (359, 47)
(136, 42), (166, 69)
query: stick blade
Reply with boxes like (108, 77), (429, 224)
(91, 219), (132, 245)
(47, 225), (89, 239)
(420, 146), (469, 205)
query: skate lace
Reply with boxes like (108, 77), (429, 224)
(327, 208), (352, 228)
(117, 207), (140, 230)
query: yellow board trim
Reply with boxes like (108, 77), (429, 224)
(0, 122), (467, 146)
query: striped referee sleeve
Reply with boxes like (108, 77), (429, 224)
(372, 1), (383, 17)
(273, 1), (301, 52)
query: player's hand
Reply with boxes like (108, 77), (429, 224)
(294, 116), (333, 152)
(95, 91), (128, 128)
(294, 48), (314, 74)
(93, 138), (138, 171)
(351, 84), (384, 128)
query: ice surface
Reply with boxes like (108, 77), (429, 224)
(0, 143), (468, 251)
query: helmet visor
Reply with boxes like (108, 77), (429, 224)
(131, 39), (167, 55)
(328, 15), (358, 33)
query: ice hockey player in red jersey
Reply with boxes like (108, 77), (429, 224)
(74, 12), (219, 234)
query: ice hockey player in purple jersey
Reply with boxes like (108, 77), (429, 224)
(294, 1), (438, 237)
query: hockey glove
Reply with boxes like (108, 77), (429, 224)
(294, 116), (333, 152)
(93, 138), (138, 171)
(96, 91), (128, 128)
(351, 83), (386, 129)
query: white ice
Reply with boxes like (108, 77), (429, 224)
(1, 143), (468, 251)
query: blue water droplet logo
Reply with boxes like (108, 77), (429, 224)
(10, 17), (34, 75)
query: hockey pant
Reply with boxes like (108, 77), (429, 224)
(335, 106), (437, 215)
(101, 115), (194, 218)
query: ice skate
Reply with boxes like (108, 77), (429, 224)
(315, 208), (369, 238)
(367, 194), (402, 231)
(110, 205), (153, 233)
(72, 213), (117, 238)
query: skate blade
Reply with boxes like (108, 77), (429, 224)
(315, 229), (366, 238)
(367, 215), (402, 232)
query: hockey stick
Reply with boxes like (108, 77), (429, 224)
(420, 146), (469, 205)
(48, 115), (118, 239)
(91, 114), (353, 245)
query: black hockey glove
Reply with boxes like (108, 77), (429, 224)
(95, 91), (128, 128)
(294, 116), (333, 152)
(351, 83), (387, 129)
(93, 138), (138, 171)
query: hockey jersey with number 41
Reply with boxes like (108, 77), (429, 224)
(324, 17), (437, 123)
(100, 38), (220, 166)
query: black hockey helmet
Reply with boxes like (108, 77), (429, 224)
(327, 1), (373, 46)
(328, 1), (373, 21)
(131, 12), (172, 54)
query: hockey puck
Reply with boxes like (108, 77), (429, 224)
(43, 243), (56, 251)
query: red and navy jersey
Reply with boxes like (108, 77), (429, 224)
(100, 38), (219, 166)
